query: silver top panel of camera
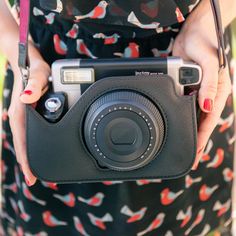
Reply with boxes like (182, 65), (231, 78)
(167, 57), (202, 96)
(51, 59), (95, 107)
(51, 57), (202, 108)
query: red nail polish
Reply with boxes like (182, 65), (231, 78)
(20, 90), (32, 96)
(203, 99), (213, 112)
(24, 176), (31, 186)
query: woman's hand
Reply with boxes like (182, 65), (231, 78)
(8, 59), (50, 186)
(172, 0), (232, 170)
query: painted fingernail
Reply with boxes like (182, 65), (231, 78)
(20, 90), (32, 96)
(203, 98), (213, 112)
(24, 176), (31, 186)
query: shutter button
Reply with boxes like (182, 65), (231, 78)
(45, 97), (62, 113)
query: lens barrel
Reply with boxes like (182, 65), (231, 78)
(84, 91), (165, 171)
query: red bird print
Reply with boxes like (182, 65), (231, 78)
(53, 192), (75, 207)
(120, 205), (147, 223)
(53, 34), (68, 55)
(218, 113), (234, 133)
(140, 0), (159, 18)
(87, 212), (113, 230)
(185, 209), (205, 235)
(77, 192), (104, 207)
(14, 165), (21, 189)
(66, 24), (79, 39)
(93, 33), (120, 45)
(114, 42), (139, 58)
(3, 182), (17, 193)
(199, 184), (219, 201)
(185, 175), (202, 188)
(200, 139), (213, 163)
(151, 38), (174, 57)
(3, 140), (15, 155)
(42, 211), (67, 227)
(75, 1), (108, 21)
(213, 199), (231, 217)
(33, 7), (55, 24)
(41, 181), (58, 191)
(76, 39), (97, 58)
(22, 183), (46, 206)
(18, 200), (31, 222)
(160, 188), (184, 205)
(175, 7), (185, 23)
(176, 206), (192, 228)
(1, 159), (7, 182)
(2, 108), (8, 121)
(9, 197), (19, 215)
(137, 213), (165, 236)
(223, 168), (234, 182)
(16, 226), (24, 236)
(73, 216), (90, 236)
(227, 133), (236, 146)
(136, 179), (162, 185)
(206, 148), (224, 168)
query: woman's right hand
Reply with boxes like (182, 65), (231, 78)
(8, 59), (50, 186)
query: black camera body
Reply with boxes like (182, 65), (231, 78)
(30, 57), (201, 183)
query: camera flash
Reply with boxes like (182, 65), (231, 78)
(62, 68), (95, 84)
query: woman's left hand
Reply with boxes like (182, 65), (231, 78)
(172, 0), (232, 170)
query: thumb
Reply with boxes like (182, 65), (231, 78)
(20, 76), (48, 104)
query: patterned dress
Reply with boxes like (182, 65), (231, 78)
(0, 0), (235, 235)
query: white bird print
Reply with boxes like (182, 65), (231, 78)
(127, 11), (160, 29)
(75, 1), (108, 21)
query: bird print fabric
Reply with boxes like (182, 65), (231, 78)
(0, 0), (235, 235)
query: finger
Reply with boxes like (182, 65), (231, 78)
(8, 100), (37, 186)
(192, 67), (231, 170)
(20, 75), (49, 104)
(186, 43), (219, 113)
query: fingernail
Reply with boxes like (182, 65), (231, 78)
(20, 90), (32, 96)
(203, 98), (213, 112)
(24, 176), (32, 186)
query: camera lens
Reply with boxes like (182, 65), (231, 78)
(84, 91), (165, 171)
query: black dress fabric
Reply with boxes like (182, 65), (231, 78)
(0, 0), (235, 235)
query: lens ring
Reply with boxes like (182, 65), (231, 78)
(84, 91), (165, 171)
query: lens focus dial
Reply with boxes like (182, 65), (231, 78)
(84, 91), (165, 171)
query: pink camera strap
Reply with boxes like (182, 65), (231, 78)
(18, 0), (227, 78)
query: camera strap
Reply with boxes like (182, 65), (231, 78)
(18, 0), (227, 84)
